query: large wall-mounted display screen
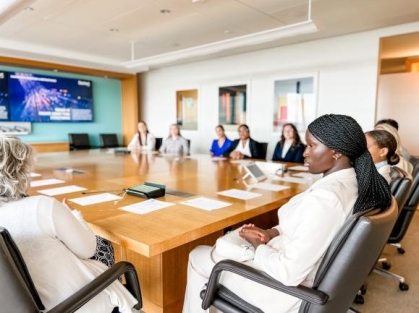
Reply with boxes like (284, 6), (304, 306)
(0, 71), (93, 122)
(0, 72), (9, 121)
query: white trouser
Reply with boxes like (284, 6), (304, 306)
(182, 245), (301, 313)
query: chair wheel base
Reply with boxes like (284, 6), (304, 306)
(399, 282), (409, 291)
(382, 261), (391, 270)
(360, 285), (367, 295)
(354, 294), (364, 304)
(397, 247), (405, 254)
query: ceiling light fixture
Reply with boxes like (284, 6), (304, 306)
(123, 0), (317, 70)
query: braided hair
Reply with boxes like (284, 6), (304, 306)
(308, 114), (391, 213)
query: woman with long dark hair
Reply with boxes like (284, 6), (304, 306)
(127, 120), (156, 151)
(272, 123), (305, 163)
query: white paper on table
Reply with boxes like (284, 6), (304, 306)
(30, 173), (42, 177)
(69, 193), (122, 206)
(211, 157), (227, 161)
(251, 183), (290, 192)
(30, 179), (65, 187)
(118, 199), (174, 215)
(217, 189), (262, 200)
(229, 160), (254, 166)
(38, 185), (87, 196)
(180, 197), (232, 211)
(276, 176), (310, 184)
(287, 165), (308, 172)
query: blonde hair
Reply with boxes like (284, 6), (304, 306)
(0, 135), (35, 203)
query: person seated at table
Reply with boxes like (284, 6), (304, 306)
(374, 122), (413, 174)
(0, 135), (139, 313)
(365, 129), (400, 184)
(375, 118), (411, 160)
(272, 123), (305, 163)
(223, 124), (264, 160)
(182, 114), (391, 313)
(159, 123), (189, 155)
(127, 120), (156, 151)
(210, 125), (232, 157)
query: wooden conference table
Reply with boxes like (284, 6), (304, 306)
(30, 150), (308, 313)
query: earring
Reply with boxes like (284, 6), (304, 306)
(333, 155), (338, 161)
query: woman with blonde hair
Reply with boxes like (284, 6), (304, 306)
(159, 123), (189, 155)
(0, 136), (138, 312)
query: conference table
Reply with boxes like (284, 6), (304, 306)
(29, 150), (308, 313)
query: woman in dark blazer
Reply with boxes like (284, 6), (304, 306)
(223, 124), (265, 160)
(272, 123), (305, 163)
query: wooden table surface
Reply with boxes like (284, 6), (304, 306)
(30, 150), (307, 313)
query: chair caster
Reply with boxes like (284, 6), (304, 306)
(360, 285), (367, 295)
(397, 247), (405, 254)
(382, 261), (391, 270)
(354, 294), (364, 304)
(399, 282), (409, 291)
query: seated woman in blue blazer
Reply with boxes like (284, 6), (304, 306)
(223, 124), (264, 160)
(272, 123), (305, 163)
(210, 125), (232, 157)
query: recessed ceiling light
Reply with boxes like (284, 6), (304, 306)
(160, 9), (171, 14)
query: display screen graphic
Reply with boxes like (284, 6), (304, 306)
(7, 72), (93, 122)
(0, 72), (9, 121)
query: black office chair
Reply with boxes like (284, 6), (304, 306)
(387, 157), (419, 254)
(186, 139), (191, 154)
(0, 227), (142, 313)
(354, 166), (413, 304)
(154, 137), (163, 151)
(200, 198), (398, 313)
(99, 133), (120, 148)
(259, 142), (268, 160)
(372, 161), (418, 291)
(68, 133), (91, 150)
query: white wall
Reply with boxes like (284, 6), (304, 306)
(140, 21), (419, 158)
(377, 72), (419, 156)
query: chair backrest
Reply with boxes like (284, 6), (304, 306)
(299, 197), (398, 313)
(259, 142), (268, 160)
(389, 166), (412, 211)
(99, 133), (119, 148)
(155, 137), (163, 151)
(186, 139), (191, 153)
(388, 157), (419, 242)
(68, 133), (91, 150)
(0, 227), (44, 313)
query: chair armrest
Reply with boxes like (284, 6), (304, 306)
(201, 259), (328, 310)
(48, 261), (142, 313)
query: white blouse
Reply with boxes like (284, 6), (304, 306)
(127, 133), (156, 151)
(0, 195), (137, 313)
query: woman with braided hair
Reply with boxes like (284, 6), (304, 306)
(182, 114), (391, 313)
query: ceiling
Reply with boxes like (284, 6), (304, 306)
(1, 0), (419, 74)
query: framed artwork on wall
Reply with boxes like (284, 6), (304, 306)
(218, 84), (247, 131)
(176, 89), (198, 130)
(273, 76), (317, 133)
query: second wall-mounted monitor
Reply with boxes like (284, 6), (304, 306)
(0, 71), (94, 122)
